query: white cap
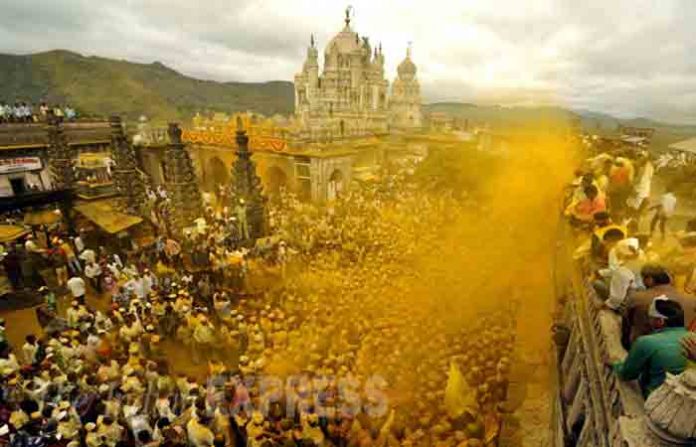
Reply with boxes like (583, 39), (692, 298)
(648, 295), (671, 319)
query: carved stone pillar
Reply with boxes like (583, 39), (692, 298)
(46, 114), (75, 190)
(109, 116), (148, 215)
(46, 113), (76, 232)
(228, 118), (267, 240)
(163, 123), (202, 236)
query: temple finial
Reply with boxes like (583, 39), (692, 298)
(345, 5), (353, 28)
(407, 41), (412, 58)
(310, 33), (315, 48)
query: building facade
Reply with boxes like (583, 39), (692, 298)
(294, 9), (422, 138)
(0, 120), (114, 212)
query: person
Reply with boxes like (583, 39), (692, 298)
(236, 199), (250, 240)
(80, 246), (97, 266)
(39, 102), (49, 119)
(39, 286), (57, 313)
(608, 158), (634, 217)
(67, 274), (87, 304)
(60, 238), (81, 274)
(73, 233), (85, 254)
(649, 184), (677, 240)
(590, 212), (626, 260)
(612, 297), (689, 396)
(187, 415), (214, 447)
(626, 264), (696, 345)
(192, 315), (215, 364)
(53, 104), (64, 119)
(22, 335), (39, 365)
(2, 246), (22, 290)
(628, 154), (654, 219)
(50, 239), (69, 287)
(565, 185), (606, 226)
(64, 104), (76, 121)
(85, 261), (103, 294)
(595, 241), (644, 311)
(0, 100), (7, 123)
(683, 335), (696, 368)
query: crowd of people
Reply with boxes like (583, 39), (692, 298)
(566, 147), (696, 398)
(0, 167), (515, 447)
(0, 101), (77, 124)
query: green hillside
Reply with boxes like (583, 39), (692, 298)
(0, 50), (295, 122)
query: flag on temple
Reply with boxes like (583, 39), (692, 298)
(444, 360), (474, 418)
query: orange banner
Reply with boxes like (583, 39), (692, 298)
(182, 129), (288, 152)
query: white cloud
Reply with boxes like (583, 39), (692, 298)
(0, 0), (694, 123)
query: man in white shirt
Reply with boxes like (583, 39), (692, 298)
(85, 261), (103, 294)
(22, 335), (38, 365)
(650, 185), (677, 240)
(73, 235), (85, 253)
(66, 275), (86, 303)
(126, 273), (145, 299)
(603, 243), (646, 311)
(79, 247), (96, 265)
(24, 235), (43, 254)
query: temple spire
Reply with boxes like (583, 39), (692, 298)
(310, 33), (315, 48)
(344, 5), (353, 28)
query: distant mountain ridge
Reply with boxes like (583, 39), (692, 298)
(2, 50), (694, 149)
(423, 102), (696, 149)
(0, 50), (295, 121)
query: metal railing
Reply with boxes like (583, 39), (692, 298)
(554, 250), (668, 446)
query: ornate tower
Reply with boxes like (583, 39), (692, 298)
(163, 123), (202, 236)
(45, 114), (76, 190)
(109, 116), (148, 215)
(390, 44), (422, 130)
(293, 7), (389, 138)
(229, 118), (267, 239)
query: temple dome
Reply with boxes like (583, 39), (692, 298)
(398, 52), (417, 79)
(326, 28), (362, 55)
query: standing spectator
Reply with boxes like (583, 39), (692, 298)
(628, 154), (655, 225)
(1, 246), (22, 290)
(21, 335), (39, 365)
(0, 100), (7, 123)
(650, 184), (677, 240)
(23, 102), (34, 122)
(50, 239), (69, 288)
(12, 102), (22, 122)
(53, 104), (65, 120)
(64, 104), (76, 121)
(39, 102), (49, 119)
(67, 273), (86, 304)
(85, 261), (103, 295)
(80, 246), (97, 265)
(60, 238), (81, 274)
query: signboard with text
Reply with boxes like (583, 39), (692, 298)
(0, 157), (43, 174)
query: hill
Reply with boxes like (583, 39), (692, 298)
(0, 50), (295, 122)
(423, 102), (696, 150)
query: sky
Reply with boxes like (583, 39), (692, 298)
(1, 0), (695, 123)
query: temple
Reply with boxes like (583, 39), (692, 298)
(294, 8), (421, 138)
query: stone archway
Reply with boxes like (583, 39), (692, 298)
(327, 169), (344, 201)
(206, 156), (229, 192)
(266, 166), (288, 198)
